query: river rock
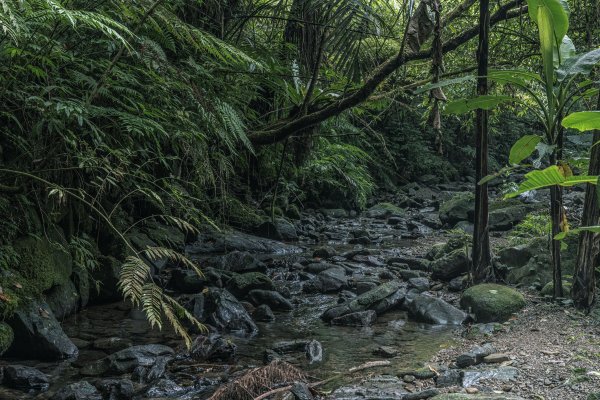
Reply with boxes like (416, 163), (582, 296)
(431, 394), (526, 399)
(253, 304), (275, 321)
(540, 280), (572, 297)
(449, 275), (469, 292)
(248, 289), (293, 311)
(7, 301), (78, 360)
(456, 343), (496, 368)
(431, 249), (470, 281)
(364, 203), (405, 219)
(52, 381), (102, 400)
(255, 218), (298, 241)
(190, 333), (236, 361)
(460, 284), (525, 323)
(435, 369), (462, 387)
(80, 344), (174, 377)
(331, 310), (377, 326)
(93, 337), (132, 352)
(489, 202), (540, 231)
(373, 345), (398, 358)
(95, 379), (134, 400)
(46, 280), (80, 319)
(290, 382), (314, 400)
(461, 366), (519, 387)
(408, 294), (468, 325)
(226, 272), (275, 297)
(271, 339), (322, 364)
(305, 262), (340, 274)
(205, 288), (258, 336)
(218, 251), (267, 273)
(146, 379), (187, 398)
(313, 246), (336, 259)
(330, 375), (407, 399)
(303, 267), (348, 294)
(408, 277), (430, 292)
(439, 192), (474, 226)
(3, 365), (49, 392)
(321, 281), (404, 321)
(186, 229), (301, 255)
(168, 269), (208, 293)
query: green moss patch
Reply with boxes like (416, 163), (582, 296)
(460, 284), (526, 323)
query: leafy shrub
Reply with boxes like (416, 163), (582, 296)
(299, 138), (374, 209)
(508, 212), (551, 244)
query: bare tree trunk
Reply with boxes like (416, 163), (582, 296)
(550, 183), (564, 298)
(573, 92), (600, 310)
(472, 0), (493, 283)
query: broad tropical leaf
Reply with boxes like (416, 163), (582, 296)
(414, 75), (476, 94)
(555, 225), (600, 240)
(445, 96), (514, 114)
(505, 165), (597, 198)
(487, 69), (543, 86)
(509, 135), (542, 165)
(556, 48), (600, 81)
(562, 111), (600, 132)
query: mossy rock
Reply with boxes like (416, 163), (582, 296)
(285, 205), (301, 220)
(588, 392), (600, 400)
(439, 192), (474, 226)
(364, 202), (405, 219)
(0, 322), (14, 356)
(226, 272), (275, 298)
(540, 280), (572, 297)
(460, 284), (526, 323)
(13, 236), (72, 294)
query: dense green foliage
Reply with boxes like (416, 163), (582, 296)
(0, 0), (598, 340)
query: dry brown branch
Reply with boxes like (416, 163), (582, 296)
(208, 360), (306, 400)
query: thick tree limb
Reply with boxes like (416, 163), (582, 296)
(248, 0), (525, 145)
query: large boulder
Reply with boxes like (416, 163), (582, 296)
(7, 301), (78, 360)
(540, 280), (572, 297)
(439, 192), (474, 226)
(186, 229), (301, 255)
(190, 333), (236, 362)
(3, 365), (50, 392)
(80, 344), (174, 377)
(204, 288), (258, 336)
(247, 290), (293, 311)
(218, 251), (268, 273)
(226, 272), (275, 298)
(460, 284), (526, 322)
(321, 281), (405, 321)
(364, 203), (405, 219)
(489, 203), (541, 231)
(303, 267), (348, 294)
(46, 280), (80, 319)
(13, 235), (72, 294)
(431, 250), (470, 281)
(408, 294), (468, 325)
(255, 218), (298, 241)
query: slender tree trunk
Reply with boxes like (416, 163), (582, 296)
(573, 92), (600, 310)
(472, 0), (493, 283)
(550, 142), (564, 298)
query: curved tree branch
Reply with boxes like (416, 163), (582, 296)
(249, 0), (526, 145)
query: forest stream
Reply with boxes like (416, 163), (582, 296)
(0, 207), (463, 400)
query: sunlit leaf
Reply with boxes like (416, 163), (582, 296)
(445, 96), (514, 115)
(505, 165), (597, 198)
(509, 135), (542, 165)
(562, 111), (600, 132)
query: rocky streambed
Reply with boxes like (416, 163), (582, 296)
(0, 180), (586, 400)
